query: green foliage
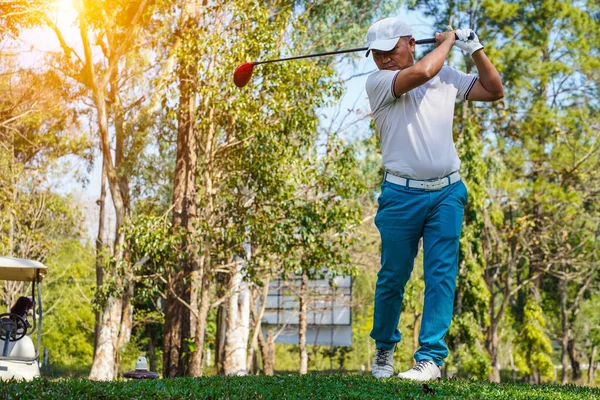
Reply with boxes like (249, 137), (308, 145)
(514, 300), (554, 379)
(455, 120), (492, 319)
(573, 292), (600, 368)
(119, 214), (185, 362)
(41, 240), (96, 375)
(122, 214), (186, 281)
(590, 328), (600, 347)
(456, 342), (494, 380)
(450, 107), (491, 381)
(0, 189), (84, 262)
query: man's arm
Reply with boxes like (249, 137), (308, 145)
(393, 31), (455, 98)
(467, 50), (504, 101)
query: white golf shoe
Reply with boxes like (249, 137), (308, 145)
(397, 360), (441, 381)
(372, 347), (395, 378)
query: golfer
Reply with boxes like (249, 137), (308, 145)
(366, 17), (503, 381)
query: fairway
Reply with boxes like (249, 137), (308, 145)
(2, 375), (599, 400)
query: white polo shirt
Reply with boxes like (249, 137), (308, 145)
(366, 66), (477, 180)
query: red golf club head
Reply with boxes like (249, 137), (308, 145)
(234, 62), (255, 88)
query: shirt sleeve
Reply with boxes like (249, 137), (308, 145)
(441, 66), (478, 100)
(365, 70), (400, 113)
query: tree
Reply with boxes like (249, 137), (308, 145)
(39, 0), (167, 379)
(163, 0), (202, 377)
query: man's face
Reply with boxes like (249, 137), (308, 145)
(371, 36), (416, 71)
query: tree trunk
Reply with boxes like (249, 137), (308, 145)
(147, 325), (156, 373)
(525, 266), (542, 386)
(87, 69), (127, 381)
(589, 344), (597, 385)
(116, 281), (134, 374)
(90, 297), (123, 380)
(561, 332), (570, 384)
(163, 0), (200, 378)
(299, 270), (309, 375)
(509, 347), (516, 381)
(486, 322), (501, 383)
(248, 278), (270, 373)
(188, 272), (211, 376)
(222, 262), (251, 375)
(111, 71), (134, 372)
(89, 218), (127, 381)
(258, 329), (275, 375)
(412, 311), (421, 365)
(215, 302), (227, 374)
(532, 367), (540, 385)
(485, 251), (512, 384)
(94, 161), (107, 352)
(247, 284), (258, 375)
(163, 270), (189, 377)
(560, 275), (569, 384)
(88, 186), (126, 380)
(568, 338), (581, 382)
(339, 349), (346, 372)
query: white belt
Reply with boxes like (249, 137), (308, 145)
(385, 171), (461, 191)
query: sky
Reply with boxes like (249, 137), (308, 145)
(13, 5), (439, 241)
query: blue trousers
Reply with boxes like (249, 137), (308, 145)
(371, 174), (467, 366)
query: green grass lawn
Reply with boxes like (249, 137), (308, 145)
(2, 375), (599, 399)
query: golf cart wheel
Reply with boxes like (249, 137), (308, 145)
(0, 313), (28, 342)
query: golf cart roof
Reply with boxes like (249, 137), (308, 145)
(0, 257), (47, 282)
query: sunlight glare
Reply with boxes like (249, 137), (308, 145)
(54, 0), (79, 26)
(18, 0), (80, 53)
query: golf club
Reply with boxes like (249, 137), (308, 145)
(234, 32), (474, 88)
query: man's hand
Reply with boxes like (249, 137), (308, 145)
(392, 29), (455, 98)
(454, 28), (483, 55)
(434, 30), (456, 48)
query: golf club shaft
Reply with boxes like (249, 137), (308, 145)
(254, 33), (474, 65)
(416, 32), (474, 45)
(255, 47), (368, 65)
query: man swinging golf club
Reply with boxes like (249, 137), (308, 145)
(366, 17), (503, 381)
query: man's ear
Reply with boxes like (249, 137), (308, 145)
(408, 37), (416, 51)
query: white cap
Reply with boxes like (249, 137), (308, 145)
(366, 17), (412, 56)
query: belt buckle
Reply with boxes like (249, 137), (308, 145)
(423, 179), (446, 191)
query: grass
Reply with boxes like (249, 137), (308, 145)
(1, 374), (599, 399)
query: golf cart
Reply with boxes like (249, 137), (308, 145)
(0, 256), (47, 381)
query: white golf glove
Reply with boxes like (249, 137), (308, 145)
(454, 28), (484, 55)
